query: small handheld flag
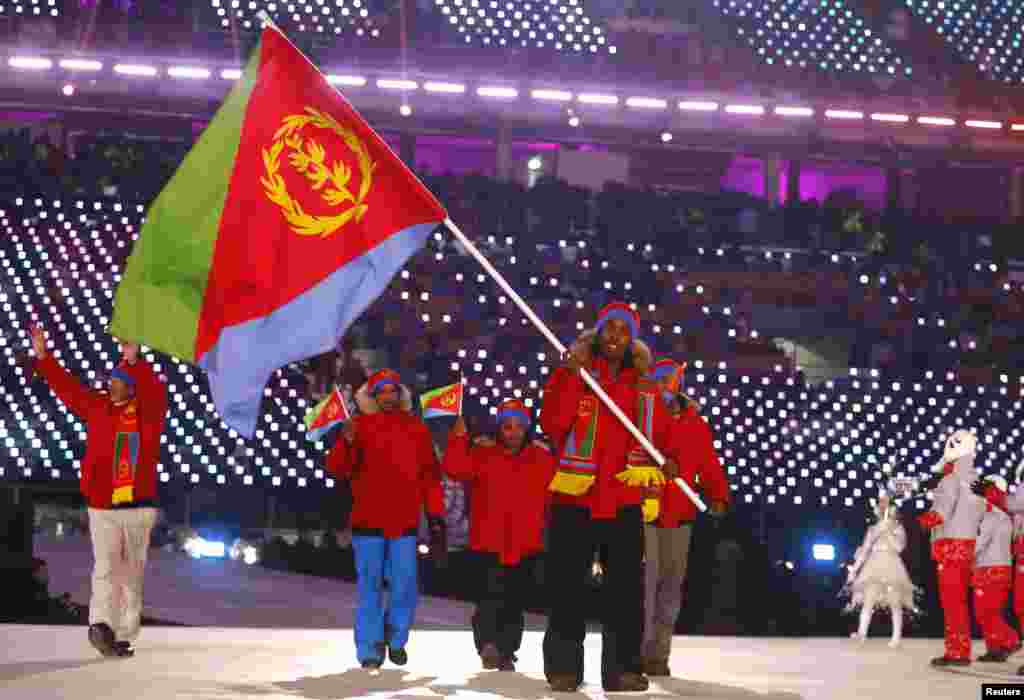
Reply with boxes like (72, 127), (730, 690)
(420, 382), (463, 420)
(304, 386), (351, 442)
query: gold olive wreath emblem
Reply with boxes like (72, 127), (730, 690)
(440, 391), (457, 408)
(260, 107), (376, 238)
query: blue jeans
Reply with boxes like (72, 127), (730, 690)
(352, 535), (418, 663)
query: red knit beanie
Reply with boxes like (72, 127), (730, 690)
(496, 399), (531, 428)
(367, 369), (400, 396)
(596, 302), (640, 340)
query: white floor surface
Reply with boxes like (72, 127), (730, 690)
(1, 535), (1016, 699)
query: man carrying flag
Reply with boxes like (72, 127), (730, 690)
(541, 303), (678, 693)
(327, 369), (446, 669)
(110, 22), (446, 438)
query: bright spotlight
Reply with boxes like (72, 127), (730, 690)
(185, 536), (226, 559)
(812, 544), (835, 561)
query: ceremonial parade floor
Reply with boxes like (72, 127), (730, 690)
(0, 536), (1014, 699)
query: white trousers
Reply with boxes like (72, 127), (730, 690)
(87, 507), (158, 642)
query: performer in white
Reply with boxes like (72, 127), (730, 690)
(846, 491), (918, 646)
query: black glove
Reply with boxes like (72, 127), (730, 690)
(428, 517), (448, 569)
(971, 479), (986, 497)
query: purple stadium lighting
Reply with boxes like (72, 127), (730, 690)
(577, 93), (618, 105)
(9, 56), (52, 70)
(424, 82), (466, 94)
(824, 110), (864, 120)
(626, 97), (667, 110)
(775, 106), (814, 117)
(168, 67), (211, 80)
(918, 116), (955, 126)
(477, 86), (518, 99)
(531, 89), (573, 102)
(59, 59), (103, 71)
(377, 78), (418, 91)
(114, 64), (158, 77)
(871, 113), (909, 124)
(679, 100), (719, 112)
(327, 74), (367, 86)
(725, 104), (764, 115)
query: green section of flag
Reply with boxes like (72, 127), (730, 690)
(304, 391), (332, 429)
(578, 412), (597, 456)
(109, 45), (262, 362)
(419, 383), (451, 408)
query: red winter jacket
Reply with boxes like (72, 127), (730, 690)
(654, 406), (731, 527)
(36, 355), (167, 510)
(327, 411), (444, 538)
(541, 355), (673, 520)
(442, 434), (556, 565)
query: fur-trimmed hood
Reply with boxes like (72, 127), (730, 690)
(570, 329), (653, 385)
(355, 381), (414, 414)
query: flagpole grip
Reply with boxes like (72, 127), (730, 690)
(443, 218), (706, 513)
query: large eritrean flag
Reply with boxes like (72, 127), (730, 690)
(419, 382), (463, 419)
(110, 25), (446, 437)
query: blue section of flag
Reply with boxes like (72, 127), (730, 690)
(198, 222), (436, 437)
(423, 408), (456, 420)
(306, 421), (341, 443)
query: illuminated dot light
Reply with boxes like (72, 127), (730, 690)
(433, 0), (615, 54)
(206, 0), (381, 37)
(0, 197), (335, 490)
(713, 0), (913, 77)
(0, 0), (59, 17)
(2, 199), (1021, 507)
(904, 1), (1024, 85)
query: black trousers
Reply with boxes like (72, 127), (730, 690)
(471, 552), (531, 657)
(543, 504), (644, 686)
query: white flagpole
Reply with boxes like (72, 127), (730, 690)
(444, 218), (705, 512)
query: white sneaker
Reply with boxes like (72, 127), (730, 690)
(850, 632), (864, 641)
(888, 639), (900, 648)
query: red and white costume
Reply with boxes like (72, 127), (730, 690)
(1012, 512), (1024, 625)
(918, 430), (985, 665)
(973, 477), (1019, 660)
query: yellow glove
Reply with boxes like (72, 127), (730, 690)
(642, 497), (660, 523)
(615, 466), (667, 488)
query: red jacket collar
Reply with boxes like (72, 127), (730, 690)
(591, 355), (641, 386)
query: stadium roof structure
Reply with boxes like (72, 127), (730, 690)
(2, 49), (1024, 165)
